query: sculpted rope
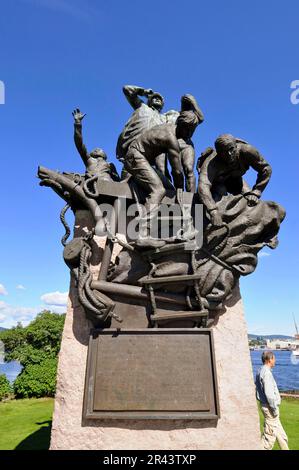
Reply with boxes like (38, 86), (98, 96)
(60, 203), (71, 246)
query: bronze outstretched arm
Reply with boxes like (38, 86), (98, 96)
(249, 151), (272, 196)
(72, 108), (89, 166)
(123, 85), (153, 110)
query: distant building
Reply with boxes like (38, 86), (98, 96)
(266, 338), (299, 350)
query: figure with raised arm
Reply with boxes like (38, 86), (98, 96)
(72, 108), (119, 182)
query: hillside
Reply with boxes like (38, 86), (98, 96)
(248, 334), (294, 340)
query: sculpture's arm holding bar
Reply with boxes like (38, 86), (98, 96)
(198, 157), (217, 212)
(72, 108), (89, 166)
(242, 144), (272, 202)
(123, 85), (154, 110)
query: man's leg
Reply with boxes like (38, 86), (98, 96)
(261, 406), (278, 450)
(155, 153), (166, 175)
(181, 146), (196, 193)
(261, 406), (289, 450)
(275, 412), (289, 450)
(125, 149), (166, 210)
(155, 153), (172, 182)
(125, 149), (166, 246)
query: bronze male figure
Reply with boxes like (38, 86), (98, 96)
(197, 134), (272, 226)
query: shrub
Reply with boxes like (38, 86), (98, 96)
(0, 373), (12, 400)
(13, 357), (58, 398)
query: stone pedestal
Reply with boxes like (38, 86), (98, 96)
(50, 213), (262, 450)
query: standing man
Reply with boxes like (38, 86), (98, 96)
(255, 351), (289, 450)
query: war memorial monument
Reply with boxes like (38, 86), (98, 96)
(38, 84), (285, 449)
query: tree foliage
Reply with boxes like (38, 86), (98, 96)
(13, 358), (57, 398)
(0, 373), (12, 401)
(0, 311), (65, 398)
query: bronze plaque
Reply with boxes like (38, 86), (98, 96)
(83, 329), (219, 419)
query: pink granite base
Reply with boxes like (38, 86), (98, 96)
(50, 219), (262, 449)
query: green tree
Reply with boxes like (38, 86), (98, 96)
(0, 311), (65, 398)
(13, 358), (57, 398)
(0, 323), (26, 362)
(0, 373), (12, 400)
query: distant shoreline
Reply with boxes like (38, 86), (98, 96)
(281, 391), (299, 398)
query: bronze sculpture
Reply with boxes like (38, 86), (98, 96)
(38, 86), (285, 329)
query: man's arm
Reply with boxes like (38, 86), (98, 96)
(123, 85), (153, 110)
(181, 94), (204, 124)
(262, 371), (279, 416)
(242, 144), (272, 204)
(72, 108), (89, 166)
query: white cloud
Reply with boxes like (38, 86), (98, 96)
(0, 289), (68, 328)
(258, 251), (271, 258)
(0, 284), (8, 296)
(16, 284), (26, 290)
(0, 301), (40, 327)
(41, 291), (68, 307)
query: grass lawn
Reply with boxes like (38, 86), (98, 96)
(258, 397), (299, 450)
(0, 398), (54, 450)
(0, 396), (298, 450)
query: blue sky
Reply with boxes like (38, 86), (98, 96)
(0, 0), (298, 334)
